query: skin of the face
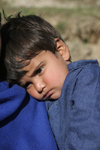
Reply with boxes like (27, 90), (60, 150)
(19, 39), (70, 100)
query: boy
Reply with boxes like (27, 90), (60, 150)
(1, 12), (100, 149)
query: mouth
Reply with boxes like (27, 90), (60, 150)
(43, 90), (53, 100)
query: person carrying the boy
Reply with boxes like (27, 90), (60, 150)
(0, 13), (58, 150)
(0, 79), (58, 150)
(1, 12), (100, 150)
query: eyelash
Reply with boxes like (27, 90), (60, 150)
(35, 67), (43, 75)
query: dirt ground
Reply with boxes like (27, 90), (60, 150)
(2, 0), (100, 63)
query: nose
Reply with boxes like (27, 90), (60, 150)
(33, 79), (46, 93)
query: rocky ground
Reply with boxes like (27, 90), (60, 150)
(1, 0), (100, 63)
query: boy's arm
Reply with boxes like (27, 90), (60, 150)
(65, 63), (100, 149)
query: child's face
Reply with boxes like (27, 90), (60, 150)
(19, 40), (70, 100)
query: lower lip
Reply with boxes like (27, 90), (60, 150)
(43, 90), (53, 100)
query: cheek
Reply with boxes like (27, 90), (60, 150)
(44, 69), (63, 87)
(44, 70), (57, 85)
(26, 86), (38, 99)
(48, 69), (67, 89)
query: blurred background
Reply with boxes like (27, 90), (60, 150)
(1, 0), (100, 63)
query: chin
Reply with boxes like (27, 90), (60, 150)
(51, 94), (61, 100)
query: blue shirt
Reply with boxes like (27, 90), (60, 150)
(46, 60), (100, 150)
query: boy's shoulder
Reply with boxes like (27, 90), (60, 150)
(67, 59), (99, 73)
(63, 59), (100, 93)
(75, 60), (99, 83)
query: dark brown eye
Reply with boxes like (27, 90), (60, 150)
(35, 67), (43, 74)
(23, 82), (32, 89)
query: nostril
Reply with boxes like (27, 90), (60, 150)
(38, 90), (43, 94)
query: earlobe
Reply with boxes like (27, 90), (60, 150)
(55, 38), (70, 61)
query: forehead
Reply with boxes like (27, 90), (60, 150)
(21, 50), (50, 71)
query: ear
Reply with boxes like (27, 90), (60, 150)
(55, 38), (70, 61)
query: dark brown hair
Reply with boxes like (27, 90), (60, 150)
(0, 12), (64, 84)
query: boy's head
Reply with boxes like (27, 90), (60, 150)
(0, 12), (71, 100)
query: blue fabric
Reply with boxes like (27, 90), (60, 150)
(0, 80), (57, 150)
(46, 60), (100, 150)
